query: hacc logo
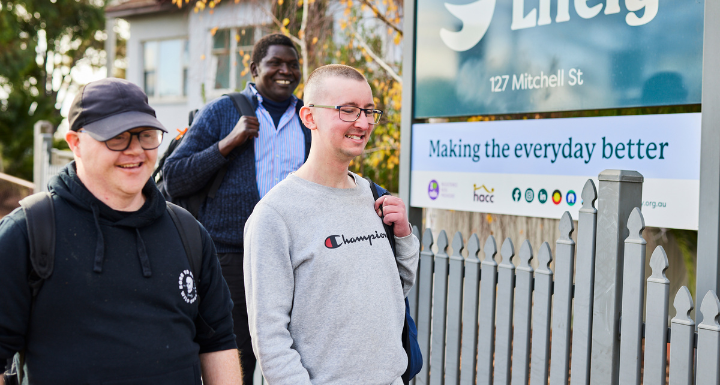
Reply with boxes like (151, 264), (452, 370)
(440, 0), (659, 52)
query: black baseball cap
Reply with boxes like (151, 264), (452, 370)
(68, 78), (167, 141)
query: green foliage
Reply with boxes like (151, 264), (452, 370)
(0, 0), (107, 179)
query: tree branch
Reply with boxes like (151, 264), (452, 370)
(349, 24), (401, 84)
(357, 0), (402, 36)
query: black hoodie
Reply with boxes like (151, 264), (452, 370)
(0, 163), (236, 385)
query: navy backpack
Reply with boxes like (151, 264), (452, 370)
(366, 178), (423, 384)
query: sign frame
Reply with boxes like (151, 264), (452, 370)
(399, 0), (719, 321)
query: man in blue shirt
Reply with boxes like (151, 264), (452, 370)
(163, 33), (311, 384)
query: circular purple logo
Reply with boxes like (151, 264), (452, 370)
(428, 180), (440, 200)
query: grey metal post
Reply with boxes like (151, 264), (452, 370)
(697, 0), (720, 324)
(590, 170), (643, 385)
(398, 0), (422, 228)
(105, 16), (116, 78)
(33, 120), (53, 193)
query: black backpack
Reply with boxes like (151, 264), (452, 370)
(153, 93), (256, 218)
(3, 192), (205, 384)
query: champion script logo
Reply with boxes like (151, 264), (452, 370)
(325, 231), (389, 249)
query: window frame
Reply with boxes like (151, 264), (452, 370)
(210, 26), (262, 95)
(142, 37), (189, 103)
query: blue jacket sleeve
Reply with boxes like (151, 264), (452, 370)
(0, 209), (32, 369)
(195, 222), (237, 353)
(163, 101), (232, 199)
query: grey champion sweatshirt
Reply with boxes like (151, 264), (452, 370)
(244, 173), (420, 385)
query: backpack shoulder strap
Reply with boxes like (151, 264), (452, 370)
(225, 92), (257, 118)
(364, 177), (397, 257)
(166, 202), (203, 281)
(19, 192), (55, 297)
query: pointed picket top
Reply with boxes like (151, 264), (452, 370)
(517, 240), (534, 272)
(422, 228), (434, 252)
(466, 234), (481, 262)
(482, 235), (498, 266)
(536, 242), (553, 275)
(648, 246), (669, 283)
(699, 290), (720, 331)
(412, 225), (420, 240)
(436, 230), (449, 256)
(626, 207), (646, 245)
(450, 232), (465, 260)
(672, 286), (695, 325)
(499, 237), (515, 268)
(558, 211), (575, 243)
(580, 179), (598, 213)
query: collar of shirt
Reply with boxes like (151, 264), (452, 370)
(249, 84), (298, 118)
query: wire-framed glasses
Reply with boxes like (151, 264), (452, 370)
(80, 129), (164, 151)
(309, 104), (384, 125)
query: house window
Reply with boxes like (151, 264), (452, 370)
(143, 39), (189, 99)
(212, 27), (258, 91)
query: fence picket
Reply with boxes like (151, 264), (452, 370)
(512, 240), (534, 385)
(530, 242), (553, 385)
(415, 229), (435, 385)
(477, 236), (498, 385)
(460, 234), (482, 385)
(643, 246), (670, 385)
(570, 180), (597, 385)
(696, 290), (720, 385)
(494, 238), (516, 385)
(550, 212), (575, 385)
(618, 208), (646, 385)
(445, 232), (465, 385)
(430, 231), (450, 385)
(668, 286), (694, 385)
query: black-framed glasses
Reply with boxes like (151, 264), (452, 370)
(80, 129), (164, 151)
(309, 104), (384, 125)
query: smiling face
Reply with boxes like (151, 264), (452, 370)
(66, 127), (158, 209)
(251, 45), (300, 103)
(303, 77), (376, 163)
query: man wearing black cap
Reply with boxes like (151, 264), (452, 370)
(0, 78), (241, 385)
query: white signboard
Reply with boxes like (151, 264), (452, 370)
(410, 113), (701, 230)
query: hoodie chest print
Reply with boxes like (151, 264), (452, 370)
(324, 230), (388, 249)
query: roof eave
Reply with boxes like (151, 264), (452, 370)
(105, 3), (181, 18)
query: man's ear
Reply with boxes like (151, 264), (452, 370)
(250, 62), (259, 79)
(299, 106), (317, 130)
(65, 130), (81, 159)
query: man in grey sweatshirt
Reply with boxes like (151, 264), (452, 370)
(244, 64), (420, 385)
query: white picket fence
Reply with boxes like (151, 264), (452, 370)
(407, 176), (717, 385)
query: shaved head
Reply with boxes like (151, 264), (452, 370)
(304, 64), (367, 105)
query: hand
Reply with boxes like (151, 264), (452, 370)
(218, 116), (259, 157)
(374, 195), (412, 238)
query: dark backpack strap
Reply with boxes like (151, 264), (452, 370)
(225, 92), (257, 118)
(19, 192), (55, 297)
(166, 202), (203, 281)
(196, 92), (258, 203)
(166, 202), (217, 340)
(365, 177), (397, 257)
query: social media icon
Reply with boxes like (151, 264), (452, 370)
(512, 187), (522, 202)
(538, 189), (548, 204)
(525, 188), (534, 203)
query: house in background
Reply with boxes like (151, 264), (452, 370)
(105, 0), (272, 153)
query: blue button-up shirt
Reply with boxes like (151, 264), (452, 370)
(250, 85), (306, 198)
